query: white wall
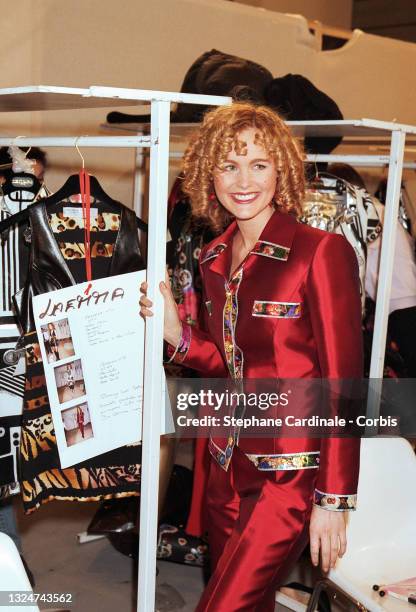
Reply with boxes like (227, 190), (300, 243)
(0, 0), (415, 211)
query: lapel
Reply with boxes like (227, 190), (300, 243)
(206, 210), (298, 281)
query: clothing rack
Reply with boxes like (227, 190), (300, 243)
(1, 89), (415, 608)
(122, 117), (415, 386)
(0, 85), (231, 612)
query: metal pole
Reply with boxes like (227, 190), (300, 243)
(133, 131), (145, 219)
(366, 129), (406, 423)
(137, 99), (170, 612)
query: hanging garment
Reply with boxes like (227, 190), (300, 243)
(167, 178), (215, 327)
(13, 195), (145, 513)
(302, 176), (382, 313)
(0, 182), (50, 499)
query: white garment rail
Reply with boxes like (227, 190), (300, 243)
(0, 85), (231, 612)
(1, 89), (415, 609)
(125, 117), (414, 382)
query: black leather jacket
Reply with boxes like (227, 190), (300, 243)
(13, 202), (144, 335)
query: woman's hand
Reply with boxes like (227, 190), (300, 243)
(139, 273), (182, 347)
(309, 505), (347, 572)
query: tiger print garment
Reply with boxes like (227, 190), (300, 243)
(20, 197), (142, 514)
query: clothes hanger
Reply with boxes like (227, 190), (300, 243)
(1, 172), (42, 199)
(0, 140), (148, 234)
(0, 145), (42, 205)
(308, 172), (347, 195)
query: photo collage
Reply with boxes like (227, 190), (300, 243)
(40, 318), (94, 447)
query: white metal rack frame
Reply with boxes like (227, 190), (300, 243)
(120, 117), (415, 382)
(0, 85), (231, 612)
(1, 88), (415, 609)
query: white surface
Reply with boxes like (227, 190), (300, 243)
(0, 85), (231, 112)
(369, 130), (406, 378)
(329, 438), (416, 612)
(32, 271), (146, 469)
(0, 136), (151, 147)
(0, 533), (39, 612)
(137, 99), (171, 612)
(105, 119), (416, 138)
(287, 119), (416, 136)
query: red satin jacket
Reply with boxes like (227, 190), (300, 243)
(173, 210), (362, 511)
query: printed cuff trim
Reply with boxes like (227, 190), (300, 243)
(314, 488), (357, 511)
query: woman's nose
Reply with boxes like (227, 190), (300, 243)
(236, 168), (250, 189)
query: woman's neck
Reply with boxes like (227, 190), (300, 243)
(235, 206), (274, 250)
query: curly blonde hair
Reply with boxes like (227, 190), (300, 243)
(182, 102), (305, 233)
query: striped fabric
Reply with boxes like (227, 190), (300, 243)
(0, 366), (25, 398)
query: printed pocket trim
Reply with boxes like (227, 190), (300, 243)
(246, 451), (320, 471)
(252, 300), (301, 319)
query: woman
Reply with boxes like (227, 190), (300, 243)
(66, 365), (75, 394)
(76, 405), (85, 439)
(48, 323), (60, 361)
(140, 103), (362, 611)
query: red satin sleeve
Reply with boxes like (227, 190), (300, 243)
(306, 233), (363, 509)
(168, 323), (226, 376)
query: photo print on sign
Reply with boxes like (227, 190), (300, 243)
(40, 317), (75, 364)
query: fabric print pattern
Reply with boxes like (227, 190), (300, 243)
(200, 243), (227, 264)
(246, 452), (320, 471)
(25, 341), (42, 365)
(157, 524), (208, 567)
(223, 268), (244, 380)
(48, 211), (120, 233)
(314, 489), (357, 511)
(252, 301), (301, 318)
(251, 240), (290, 261)
(208, 436), (235, 472)
(58, 241), (115, 260)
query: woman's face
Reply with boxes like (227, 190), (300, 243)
(213, 127), (277, 224)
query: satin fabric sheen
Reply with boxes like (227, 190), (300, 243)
(196, 447), (315, 612)
(176, 210), (363, 610)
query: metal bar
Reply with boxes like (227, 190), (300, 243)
(133, 131), (145, 219)
(155, 151), (416, 169)
(366, 131), (405, 428)
(307, 154), (390, 164)
(0, 136), (151, 147)
(137, 100), (171, 612)
(89, 85), (232, 106)
(369, 129), (406, 379)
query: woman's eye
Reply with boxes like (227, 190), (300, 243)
(221, 164), (237, 172)
(254, 163), (267, 170)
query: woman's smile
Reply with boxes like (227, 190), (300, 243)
(230, 192), (260, 204)
(213, 127), (277, 226)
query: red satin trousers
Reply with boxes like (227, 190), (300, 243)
(196, 446), (316, 612)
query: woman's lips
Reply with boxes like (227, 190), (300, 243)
(230, 192), (259, 204)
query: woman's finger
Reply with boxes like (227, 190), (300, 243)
(309, 532), (320, 567)
(338, 527), (347, 558)
(160, 281), (169, 295)
(139, 296), (153, 308)
(140, 307), (154, 318)
(329, 532), (340, 569)
(140, 281), (148, 294)
(320, 532), (331, 573)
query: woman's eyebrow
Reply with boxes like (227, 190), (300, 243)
(251, 158), (271, 163)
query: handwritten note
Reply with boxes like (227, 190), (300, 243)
(32, 270), (171, 468)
